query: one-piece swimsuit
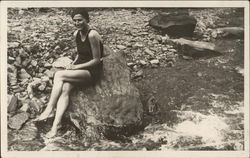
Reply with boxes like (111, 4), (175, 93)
(74, 29), (103, 83)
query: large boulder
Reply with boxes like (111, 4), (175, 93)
(149, 14), (197, 37)
(169, 38), (222, 58)
(68, 46), (144, 140)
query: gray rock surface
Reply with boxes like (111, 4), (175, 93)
(68, 46), (144, 139)
(149, 14), (197, 37)
(8, 112), (29, 130)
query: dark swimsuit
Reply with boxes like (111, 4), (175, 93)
(74, 29), (103, 83)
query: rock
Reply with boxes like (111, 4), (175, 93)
(29, 97), (44, 114)
(8, 112), (29, 130)
(38, 83), (46, 91)
(19, 69), (31, 80)
(44, 62), (52, 68)
(22, 58), (31, 67)
(31, 60), (38, 67)
(134, 70), (144, 78)
(214, 27), (244, 39)
(8, 42), (20, 48)
(149, 14), (197, 37)
(8, 64), (18, 86)
(139, 60), (147, 65)
(8, 95), (18, 114)
(68, 46), (143, 139)
(52, 57), (72, 68)
(150, 59), (160, 65)
(145, 48), (154, 56)
(117, 45), (127, 50)
(127, 62), (136, 67)
(170, 38), (221, 57)
(11, 122), (38, 141)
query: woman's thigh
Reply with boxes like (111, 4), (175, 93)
(56, 70), (92, 83)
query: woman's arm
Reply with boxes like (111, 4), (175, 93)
(71, 30), (102, 70)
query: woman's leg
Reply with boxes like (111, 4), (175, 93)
(34, 71), (67, 121)
(46, 82), (74, 138)
(45, 69), (92, 138)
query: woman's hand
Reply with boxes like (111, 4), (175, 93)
(65, 64), (76, 70)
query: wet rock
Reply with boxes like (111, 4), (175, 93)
(149, 14), (197, 37)
(69, 46), (143, 139)
(19, 68), (31, 80)
(11, 122), (38, 141)
(52, 57), (72, 68)
(9, 140), (44, 151)
(133, 70), (143, 79)
(213, 27), (244, 39)
(8, 112), (29, 130)
(29, 97), (45, 114)
(170, 38), (221, 57)
(127, 62), (136, 67)
(8, 95), (18, 114)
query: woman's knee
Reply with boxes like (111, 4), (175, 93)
(61, 82), (73, 95)
(54, 71), (65, 81)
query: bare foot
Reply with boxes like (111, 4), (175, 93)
(33, 110), (55, 122)
(45, 124), (62, 138)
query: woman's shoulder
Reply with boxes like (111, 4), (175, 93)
(88, 29), (101, 39)
(73, 30), (79, 38)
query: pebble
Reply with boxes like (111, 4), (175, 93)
(19, 69), (31, 80)
(8, 42), (20, 48)
(117, 45), (127, 50)
(127, 62), (135, 67)
(31, 60), (38, 67)
(139, 60), (147, 65)
(150, 59), (159, 65)
(145, 48), (154, 56)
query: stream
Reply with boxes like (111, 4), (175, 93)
(7, 8), (245, 151)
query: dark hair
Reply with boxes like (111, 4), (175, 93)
(71, 8), (90, 23)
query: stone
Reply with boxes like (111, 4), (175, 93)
(29, 98), (44, 114)
(52, 57), (72, 68)
(8, 64), (18, 86)
(117, 45), (127, 50)
(139, 60), (147, 65)
(68, 46), (143, 139)
(170, 38), (221, 57)
(8, 95), (18, 114)
(19, 69), (31, 80)
(150, 59), (160, 65)
(8, 42), (20, 48)
(44, 62), (52, 68)
(8, 112), (29, 130)
(127, 62), (136, 67)
(135, 70), (143, 78)
(31, 60), (38, 67)
(149, 14), (197, 37)
(145, 48), (154, 56)
(214, 27), (244, 39)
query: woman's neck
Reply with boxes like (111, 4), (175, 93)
(80, 25), (90, 35)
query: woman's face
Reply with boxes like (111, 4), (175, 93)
(73, 14), (88, 30)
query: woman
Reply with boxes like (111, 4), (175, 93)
(34, 8), (103, 138)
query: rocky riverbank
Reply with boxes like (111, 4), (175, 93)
(7, 8), (244, 151)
